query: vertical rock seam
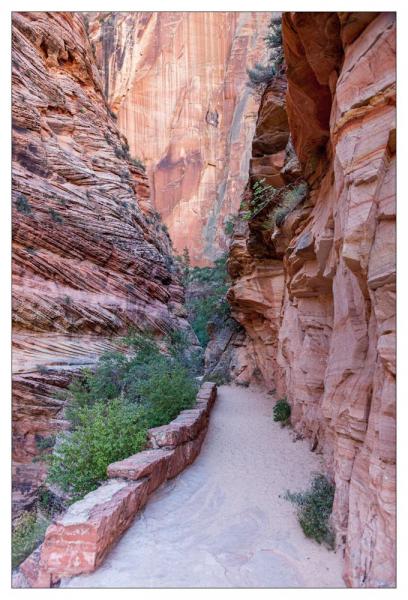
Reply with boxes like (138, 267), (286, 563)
(226, 12), (395, 587)
(87, 11), (272, 265)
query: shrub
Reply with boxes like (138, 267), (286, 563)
(15, 194), (32, 215)
(48, 208), (64, 224)
(134, 360), (197, 427)
(242, 180), (308, 228)
(247, 62), (278, 87)
(273, 397), (291, 424)
(224, 215), (237, 237)
(12, 512), (50, 569)
(47, 332), (199, 499)
(186, 255), (231, 347)
(130, 157), (146, 172)
(247, 17), (283, 89)
(285, 474), (336, 549)
(48, 398), (148, 500)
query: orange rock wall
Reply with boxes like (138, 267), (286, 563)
(87, 12), (271, 265)
(227, 12), (396, 587)
(12, 12), (191, 515)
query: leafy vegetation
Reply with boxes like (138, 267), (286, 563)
(224, 215), (238, 237)
(240, 178), (308, 229)
(12, 512), (50, 569)
(48, 208), (64, 224)
(273, 397), (291, 424)
(247, 17), (283, 89)
(130, 157), (146, 172)
(285, 474), (336, 550)
(47, 332), (198, 500)
(15, 194), (32, 215)
(183, 254), (231, 347)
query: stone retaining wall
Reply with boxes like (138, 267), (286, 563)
(13, 382), (217, 588)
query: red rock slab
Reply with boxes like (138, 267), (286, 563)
(148, 407), (208, 449)
(40, 478), (149, 582)
(13, 545), (50, 589)
(107, 449), (174, 493)
(166, 427), (208, 480)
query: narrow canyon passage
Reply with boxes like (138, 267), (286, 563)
(64, 386), (344, 588)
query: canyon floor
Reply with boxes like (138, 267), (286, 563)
(63, 385), (344, 588)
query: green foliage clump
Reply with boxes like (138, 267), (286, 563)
(48, 208), (64, 224)
(48, 399), (148, 501)
(186, 255), (231, 347)
(247, 17), (283, 89)
(273, 397), (291, 424)
(47, 332), (198, 500)
(286, 474), (336, 550)
(224, 215), (237, 237)
(241, 179), (308, 228)
(15, 194), (32, 215)
(12, 512), (50, 569)
(130, 157), (146, 172)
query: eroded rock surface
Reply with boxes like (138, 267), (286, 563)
(226, 12), (396, 587)
(12, 12), (192, 515)
(87, 11), (272, 264)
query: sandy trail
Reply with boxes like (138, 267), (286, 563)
(64, 385), (345, 588)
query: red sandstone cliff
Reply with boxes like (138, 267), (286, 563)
(227, 12), (396, 587)
(87, 11), (272, 265)
(12, 12), (192, 515)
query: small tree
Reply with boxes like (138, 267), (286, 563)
(247, 17), (284, 89)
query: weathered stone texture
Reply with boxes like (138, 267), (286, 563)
(87, 11), (272, 265)
(226, 12), (396, 587)
(12, 11), (192, 515)
(13, 383), (217, 588)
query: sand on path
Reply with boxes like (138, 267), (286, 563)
(64, 385), (345, 588)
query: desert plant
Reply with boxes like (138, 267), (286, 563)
(285, 474), (336, 549)
(130, 157), (146, 171)
(15, 194), (32, 215)
(224, 215), (237, 237)
(273, 397), (291, 424)
(247, 17), (283, 89)
(48, 398), (148, 500)
(186, 255), (231, 347)
(48, 208), (63, 224)
(12, 512), (50, 569)
(47, 332), (199, 499)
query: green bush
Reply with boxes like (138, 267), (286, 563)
(286, 474), (336, 549)
(186, 255), (231, 347)
(48, 399), (148, 500)
(247, 17), (283, 89)
(15, 194), (32, 215)
(47, 332), (199, 500)
(12, 512), (50, 569)
(273, 397), (291, 423)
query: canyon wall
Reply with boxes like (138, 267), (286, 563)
(87, 11), (271, 265)
(12, 12), (192, 516)
(227, 12), (396, 587)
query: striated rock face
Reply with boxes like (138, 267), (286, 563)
(12, 12), (192, 515)
(226, 12), (395, 587)
(87, 11), (272, 265)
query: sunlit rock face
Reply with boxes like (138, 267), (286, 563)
(87, 11), (271, 265)
(12, 12), (192, 515)
(227, 12), (395, 587)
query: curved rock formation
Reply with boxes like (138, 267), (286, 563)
(12, 12), (192, 515)
(87, 11), (272, 265)
(226, 12), (396, 587)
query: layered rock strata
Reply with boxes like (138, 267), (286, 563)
(12, 12), (192, 515)
(87, 11), (272, 265)
(13, 383), (217, 588)
(226, 12), (396, 587)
